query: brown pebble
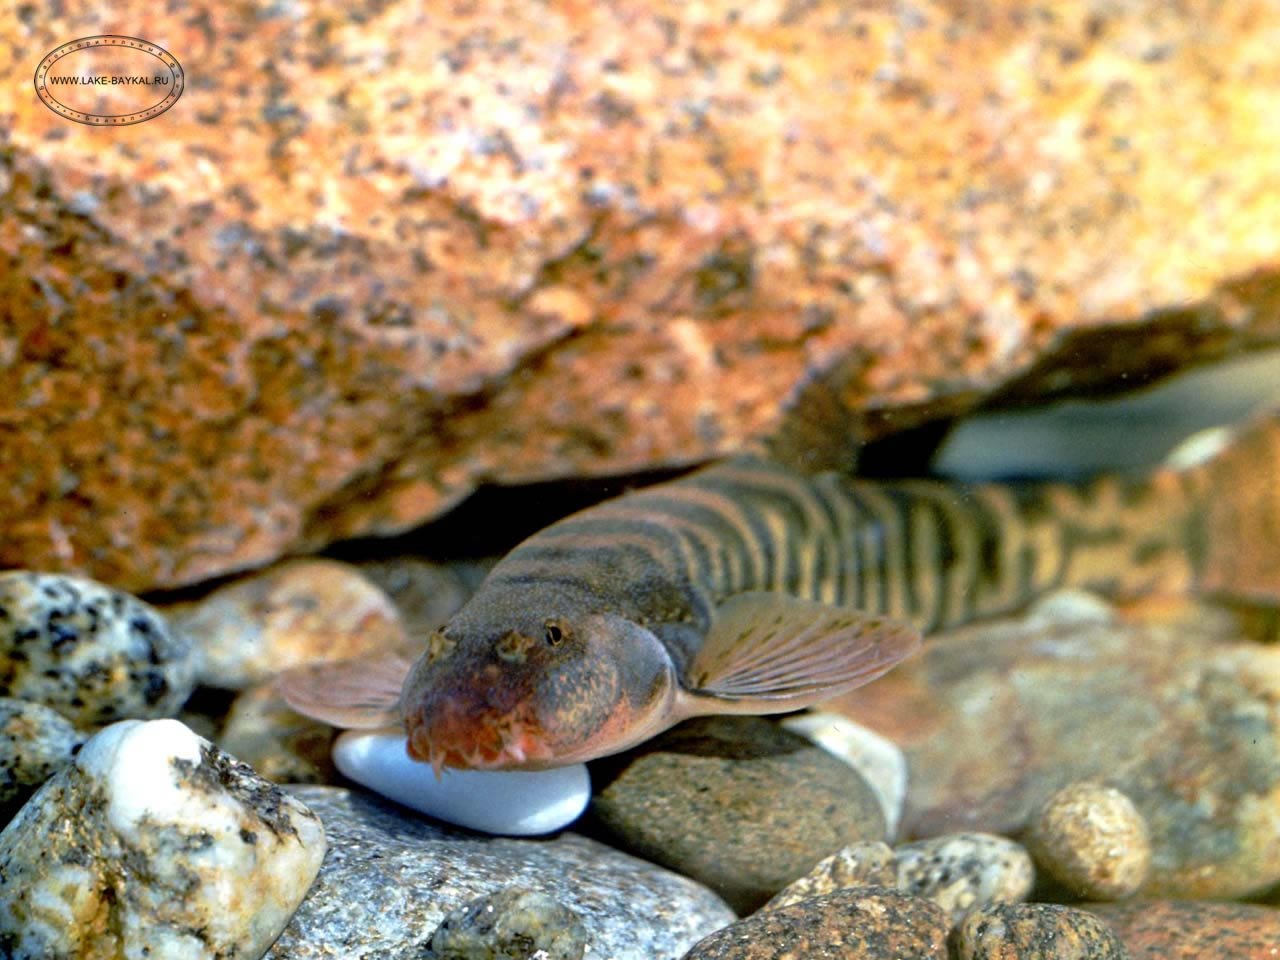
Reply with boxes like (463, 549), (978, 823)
(683, 887), (949, 960)
(1026, 781), (1151, 900)
(955, 902), (1130, 959)
(1083, 900), (1280, 959)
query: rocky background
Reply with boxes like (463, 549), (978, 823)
(4, 0), (1280, 591)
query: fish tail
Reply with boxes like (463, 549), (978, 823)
(1174, 409), (1280, 606)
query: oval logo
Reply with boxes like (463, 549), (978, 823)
(34, 35), (184, 125)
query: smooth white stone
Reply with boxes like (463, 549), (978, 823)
(333, 730), (591, 836)
(782, 712), (907, 840)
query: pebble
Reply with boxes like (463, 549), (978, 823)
(267, 785), (734, 960)
(1083, 900), (1280, 959)
(955, 903), (1130, 959)
(1026, 781), (1151, 900)
(0, 697), (83, 813)
(781, 711), (908, 839)
(0, 570), (195, 727)
(218, 682), (336, 785)
(424, 886), (587, 960)
(356, 555), (491, 637)
(830, 594), (1280, 898)
(333, 729), (591, 835)
(0, 718), (326, 960)
(762, 841), (897, 911)
(164, 558), (407, 689)
(588, 716), (887, 913)
(681, 887), (950, 959)
(895, 833), (1035, 925)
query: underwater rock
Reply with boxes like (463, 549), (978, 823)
(0, 697), (83, 813)
(782, 711), (908, 840)
(218, 682), (336, 785)
(832, 594), (1280, 899)
(954, 903), (1130, 960)
(0, 571), (195, 727)
(589, 716), (888, 913)
(1082, 900), (1280, 959)
(682, 887), (950, 960)
(0, 718), (325, 960)
(761, 841), (898, 911)
(332, 729), (591, 835)
(356, 555), (492, 638)
(424, 886), (587, 960)
(1025, 781), (1151, 901)
(166, 558), (407, 690)
(267, 786), (734, 960)
(894, 833), (1035, 926)
(7, 2), (1280, 591)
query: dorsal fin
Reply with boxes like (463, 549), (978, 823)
(274, 650), (414, 730)
(677, 592), (920, 714)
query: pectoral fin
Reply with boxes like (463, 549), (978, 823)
(677, 592), (920, 715)
(274, 650), (414, 730)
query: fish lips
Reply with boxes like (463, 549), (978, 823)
(403, 680), (555, 772)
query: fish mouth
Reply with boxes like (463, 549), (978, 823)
(406, 706), (555, 773)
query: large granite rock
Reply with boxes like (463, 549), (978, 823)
(4, 1), (1280, 590)
(268, 786), (735, 960)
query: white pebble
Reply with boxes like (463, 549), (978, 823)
(333, 730), (590, 836)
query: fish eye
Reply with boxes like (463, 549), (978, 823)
(544, 621), (566, 647)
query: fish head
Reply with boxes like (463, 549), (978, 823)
(401, 607), (679, 772)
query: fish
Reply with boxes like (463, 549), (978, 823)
(277, 409), (1280, 772)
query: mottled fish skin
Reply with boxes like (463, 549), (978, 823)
(280, 410), (1280, 771)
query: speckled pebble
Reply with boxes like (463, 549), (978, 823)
(781, 712), (908, 839)
(0, 697), (83, 811)
(955, 902), (1130, 959)
(218, 683), (335, 785)
(0, 571), (195, 727)
(424, 886), (587, 960)
(267, 786), (733, 960)
(1026, 782), (1151, 900)
(589, 716), (888, 913)
(895, 833), (1035, 925)
(1084, 900), (1280, 959)
(682, 887), (950, 959)
(762, 841), (897, 911)
(0, 718), (326, 960)
(164, 558), (407, 689)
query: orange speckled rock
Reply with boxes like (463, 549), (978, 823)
(1084, 901), (1280, 960)
(4, 1), (1280, 589)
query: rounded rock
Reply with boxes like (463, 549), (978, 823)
(589, 716), (888, 913)
(683, 887), (950, 959)
(955, 902), (1130, 959)
(425, 886), (587, 960)
(1026, 781), (1151, 900)
(0, 718), (326, 960)
(333, 729), (590, 835)
(763, 841), (897, 911)
(895, 833), (1034, 925)
(0, 697), (84, 811)
(0, 571), (195, 727)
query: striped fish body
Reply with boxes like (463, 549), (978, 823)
(279, 410), (1280, 771)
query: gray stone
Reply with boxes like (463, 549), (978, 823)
(762, 841), (897, 911)
(955, 902), (1130, 959)
(0, 571), (195, 726)
(589, 716), (887, 913)
(0, 697), (83, 812)
(269, 786), (735, 960)
(895, 833), (1034, 925)
(425, 886), (587, 960)
(0, 719), (326, 960)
